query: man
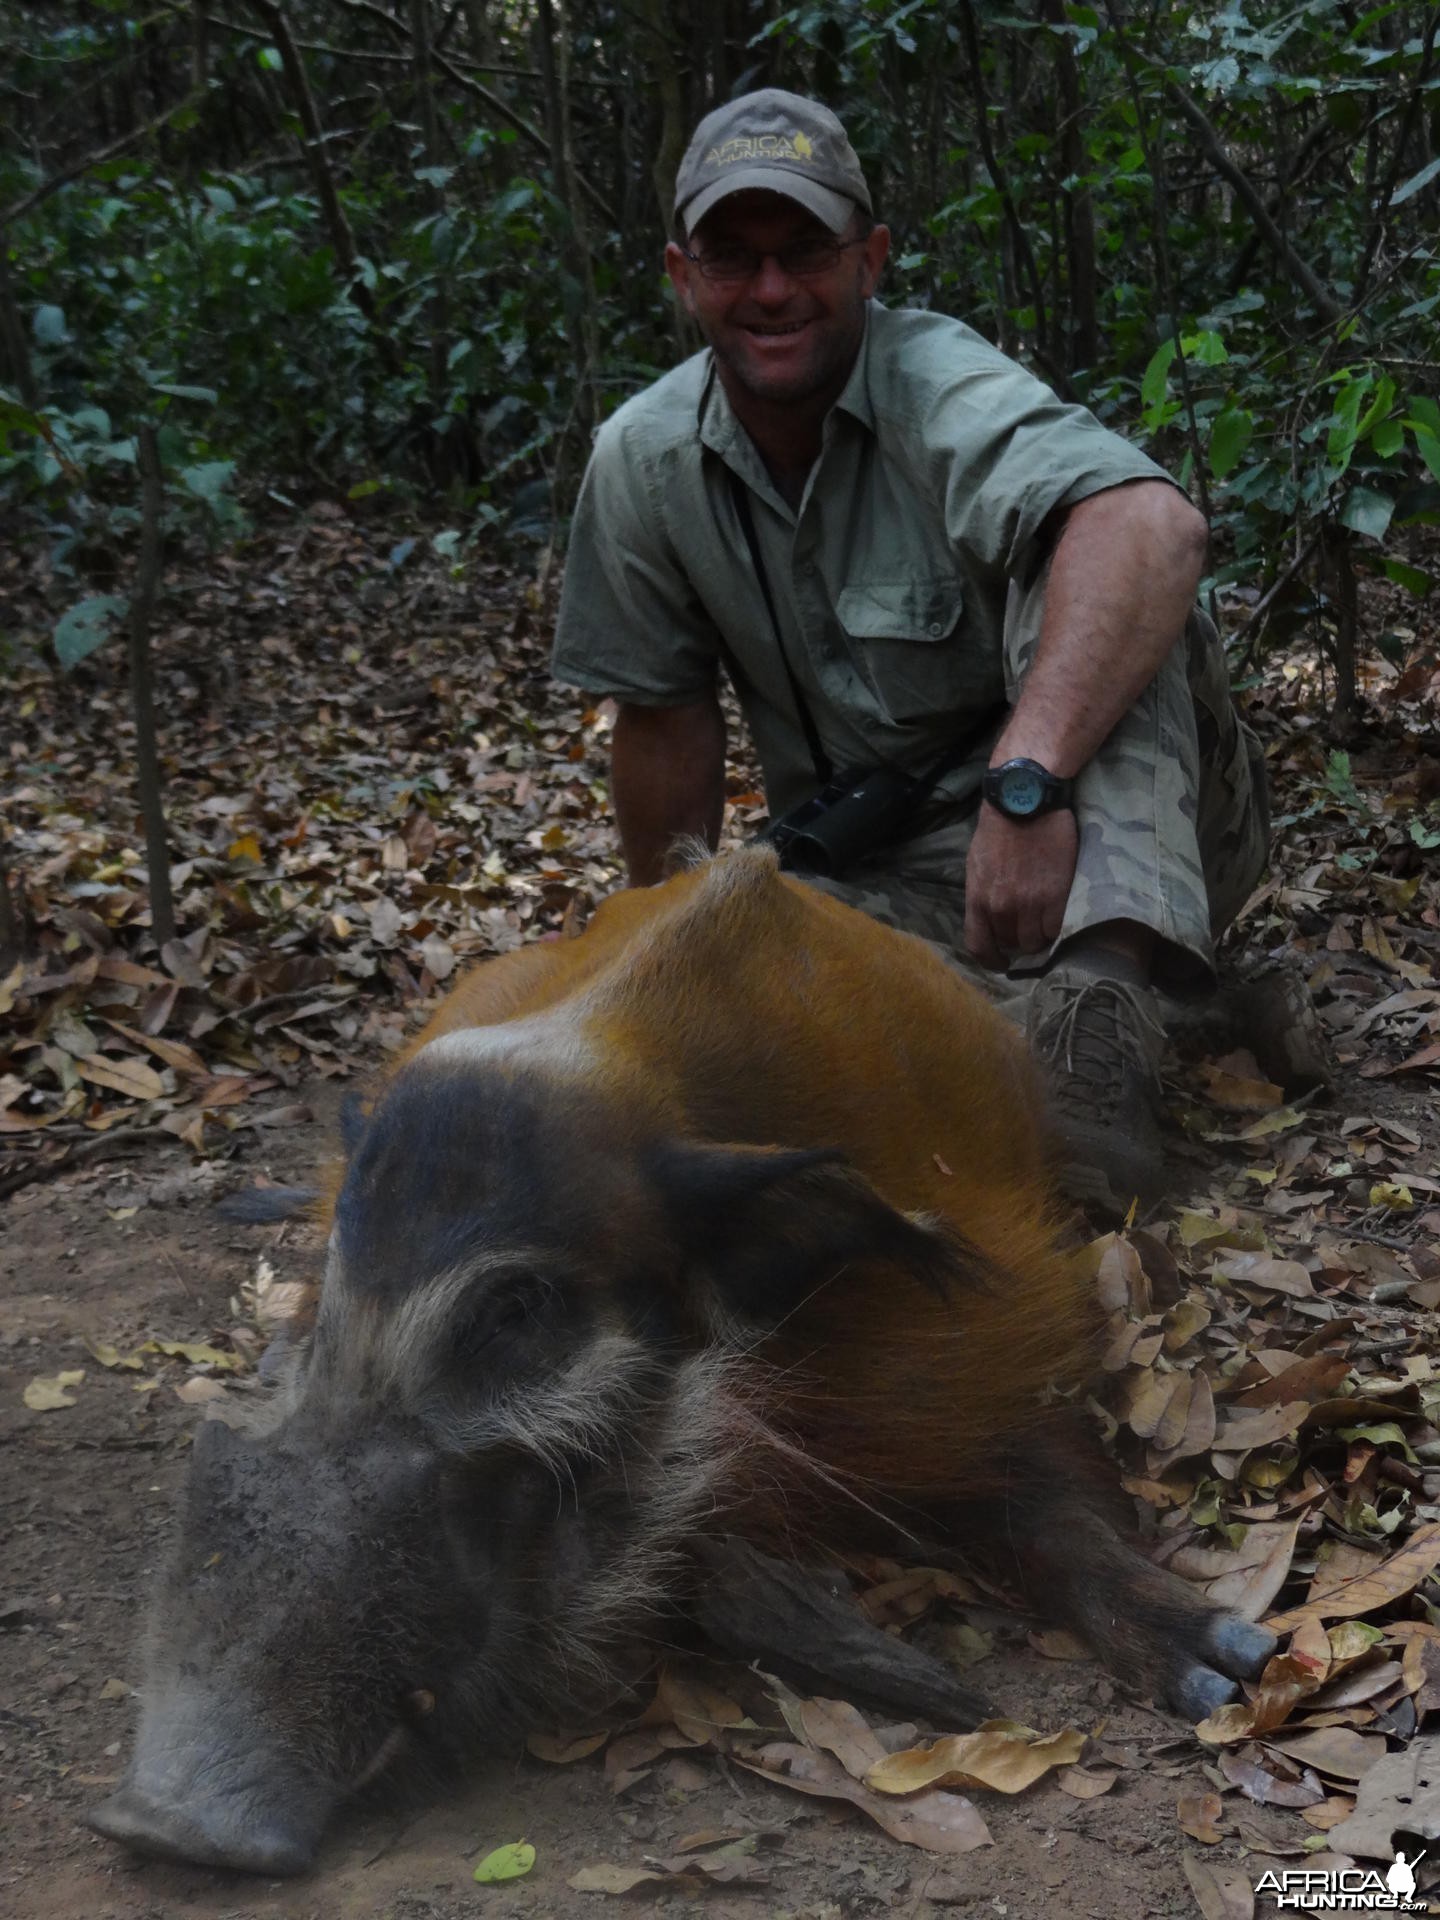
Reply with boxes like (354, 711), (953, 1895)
(551, 88), (1269, 1214)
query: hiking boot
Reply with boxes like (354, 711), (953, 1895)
(1026, 963), (1169, 1217)
(1165, 955), (1332, 1095)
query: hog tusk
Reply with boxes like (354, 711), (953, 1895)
(348, 1725), (409, 1796)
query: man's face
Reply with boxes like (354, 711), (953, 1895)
(665, 192), (890, 411)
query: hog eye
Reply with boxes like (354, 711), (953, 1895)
(451, 1291), (534, 1367)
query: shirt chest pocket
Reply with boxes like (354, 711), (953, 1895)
(835, 576), (984, 725)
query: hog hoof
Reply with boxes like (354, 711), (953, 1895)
(1166, 1615), (1277, 1723)
(1202, 1614), (1277, 1679)
(1171, 1663), (1240, 1722)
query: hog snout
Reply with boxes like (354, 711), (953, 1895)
(88, 1696), (332, 1875)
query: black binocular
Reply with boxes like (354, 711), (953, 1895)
(764, 764), (927, 877)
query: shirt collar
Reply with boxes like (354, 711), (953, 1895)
(696, 302), (879, 464)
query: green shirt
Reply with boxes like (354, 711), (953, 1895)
(552, 303), (1172, 817)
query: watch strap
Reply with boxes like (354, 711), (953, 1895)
(981, 758), (1075, 817)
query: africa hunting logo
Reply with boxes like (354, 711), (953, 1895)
(705, 131), (817, 170)
(1256, 1848), (1427, 1911)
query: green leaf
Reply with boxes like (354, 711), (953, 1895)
(0, 395), (50, 439)
(1369, 417), (1404, 461)
(473, 1841), (535, 1884)
(258, 45), (282, 71)
(348, 477), (385, 500)
(1412, 427), (1440, 486)
(1407, 395), (1440, 436)
(1210, 407), (1254, 481)
(151, 382), (218, 405)
(178, 460), (235, 505)
(1338, 485), (1394, 541)
(1323, 750), (1360, 807)
(54, 594), (129, 669)
(1181, 328), (1228, 366)
(33, 304), (69, 346)
(1354, 374), (1396, 443)
(1391, 156), (1440, 207)
(1328, 379), (1369, 466)
(1337, 1423), (1417, 1462)
(1140, 338), (1177, 407)
(1382, 557), (1432, 596)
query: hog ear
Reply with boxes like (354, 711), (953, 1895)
(655, 1141), (976, 1324)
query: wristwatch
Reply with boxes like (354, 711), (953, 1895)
(981, 757), (1074, 820)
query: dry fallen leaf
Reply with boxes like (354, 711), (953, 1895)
(798, 1697), (886, 1781)
(76, 1054), (165, 1102)
(142, 1339), (244, 1372)
(1215, 1251), (1315, 1298)
(1182, 1851), (1255, 1920)
(1177, 1788), (1225, 1844)
(1197, 1061), (1285, 1112)
(526, 1729), (609, 1765)
(1056, 1765), (1116, 1799)
(1264, 1726), (1388, 1782)
(1300, 1794), (1357, 1831)
(864, 1720), (1085, 1795)
(175, 1377), (229, 1405)
(736, 1742), (992, 1853)
(639, 1668), (745, 1745)
(85, 1340), (146, 1371)
(23, 1369), (85, 1411)
(1266, 1522), (1440, 1632)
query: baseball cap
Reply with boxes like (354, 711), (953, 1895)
(673, 89), (872, 239)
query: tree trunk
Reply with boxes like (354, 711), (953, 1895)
(249, 0), (393, 354)
(1044, 0), (1097, 371)
(956, 0), (1052, 372)
(0, 831), (35, 966)
(1324, 528), (1359, 740)
(0, 239), (39, 408)
(410, 0), (452, 475)
(129, 427), (176, 951)
(536, 0), (601, 463)
(643, 0), (687, 237)
(192, 0), (210, 87)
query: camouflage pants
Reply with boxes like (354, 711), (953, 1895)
(798, 570), (1270, 1016)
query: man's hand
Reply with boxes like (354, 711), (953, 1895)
(963, 804), (1078, 969)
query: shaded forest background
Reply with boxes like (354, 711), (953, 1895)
(2, 0), (1438, 685)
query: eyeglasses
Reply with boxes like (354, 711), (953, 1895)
(681, 236), (865, 285)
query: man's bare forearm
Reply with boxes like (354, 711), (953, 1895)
(612, 696), (727, 886)
(993, 481), (1209, 777)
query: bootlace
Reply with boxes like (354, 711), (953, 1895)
(1029, 978), (1166, 1113)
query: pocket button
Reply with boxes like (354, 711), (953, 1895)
(928, 620), (944, 637)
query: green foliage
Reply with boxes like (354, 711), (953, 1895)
(53, 592), (128, 668)
(1, 0), (1436, 715)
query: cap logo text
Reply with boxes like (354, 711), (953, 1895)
(705, 131), (818, 170)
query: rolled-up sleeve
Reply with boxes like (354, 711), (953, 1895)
(910, 335), (1176, 583)
(552, 415), (721, 707)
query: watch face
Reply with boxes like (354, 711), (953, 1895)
(999, 763), (1047, 815)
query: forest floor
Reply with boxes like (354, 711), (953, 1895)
(3, 507), (1440, 1920)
